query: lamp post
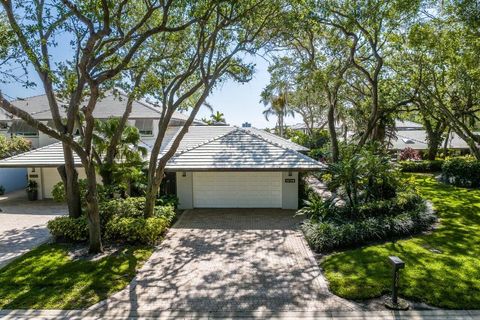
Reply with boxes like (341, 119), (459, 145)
(384, 256), (409, 310)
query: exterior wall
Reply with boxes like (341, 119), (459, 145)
(176, 171), (193, 210)
(37, 167), (100, 199)
(0, 168), (27, 193)
(281, 171), (299, 210)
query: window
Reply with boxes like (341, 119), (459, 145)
(135, 119), (153, 136)
(9, 120), (38, 137)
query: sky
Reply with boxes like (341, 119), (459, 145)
(0, 48), (299, 130)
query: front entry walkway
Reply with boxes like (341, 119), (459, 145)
(90, 209), (358, 317)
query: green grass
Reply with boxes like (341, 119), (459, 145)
(0, 244), (152, 309)
(321, 174), (480, 309)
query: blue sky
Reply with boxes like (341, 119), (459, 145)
(0, 51), (298, 129)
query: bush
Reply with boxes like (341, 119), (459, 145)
(0, 185), (4, 195)
(104, 216), (170, 245)
(47, 216), (88, 242)
(48, 196), (176, 244)
(399, 160), (444, 173)
(441, 158), (480, 187)
(302, 202), (435, 252)
(399, 147), (421, 161)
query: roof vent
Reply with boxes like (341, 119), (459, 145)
(402, 138), (415, 144)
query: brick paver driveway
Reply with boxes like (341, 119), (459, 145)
(0, 191), (67, 268)
(92, 209), (358, 317)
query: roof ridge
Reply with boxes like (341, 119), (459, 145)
(170, 126), (237, 157)
(238, 127), (322, 165)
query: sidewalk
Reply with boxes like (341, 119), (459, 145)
(0, 309), (478, 319)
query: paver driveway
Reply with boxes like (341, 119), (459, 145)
(92, 209), (358, 317)
(0, 191), (67, 268)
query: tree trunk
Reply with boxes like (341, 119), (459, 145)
(327, 102), (339, 162)
(59, 144), (82, 218)
(84, 161), (103, 253)
(144, 173), (162, 218)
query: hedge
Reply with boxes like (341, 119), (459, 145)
(399, 160), (444, 173)
(441, 158), (480, 188)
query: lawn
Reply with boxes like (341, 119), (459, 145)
(0, 244), (152, 309)
(321, 174), (480, 309)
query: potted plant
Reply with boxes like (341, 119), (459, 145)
(26, 180), (38, 201)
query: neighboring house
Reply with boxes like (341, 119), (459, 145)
(0, 94), (323, 209)
(0, 92), (191, 148)
(389, 120), (471, 152)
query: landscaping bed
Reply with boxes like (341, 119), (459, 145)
(320, 174), (480, 309)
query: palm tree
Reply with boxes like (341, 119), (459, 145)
(261, 91), (293, 137)
(210, 111), (226, 124)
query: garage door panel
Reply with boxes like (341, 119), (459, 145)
(193, 172), (282, 208)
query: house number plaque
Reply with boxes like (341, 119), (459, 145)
(284, 178), (295, 183)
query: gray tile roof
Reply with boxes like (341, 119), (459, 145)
(389, 130), (471, 150)
(165, 128), (322, 171)
(5, 92), (188, 121)
(0, 126), (322, 170)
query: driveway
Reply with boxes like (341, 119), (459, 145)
(92, 209), (358, 317)
(0, 191), (67, 268)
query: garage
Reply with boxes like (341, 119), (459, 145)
(192, 172), (282, 208)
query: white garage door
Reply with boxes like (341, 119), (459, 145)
(193, 172), (282, 208)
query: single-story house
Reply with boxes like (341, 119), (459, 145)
(0, 125), (323, 209)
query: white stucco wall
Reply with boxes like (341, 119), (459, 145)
(281, 171), (299, 210)
(176, 171), (193, 210)
(32, 167), (101, 199)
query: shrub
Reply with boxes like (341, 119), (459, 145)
(104, 216), (170, 245)
(0, 185), (4, 195)
(47, 216), (88, 242)
(399, 160), (444, 173)
(399, 147), (421, 161)
(156, 194), (179, 208)
(48, 196), (176, 244)
(302, 202), (435, 252)
(441, 158), (480, 187)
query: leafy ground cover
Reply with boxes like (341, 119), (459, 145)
(321, 174), (480, 309)
(0, 244), (152, 309)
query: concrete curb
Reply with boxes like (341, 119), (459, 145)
(0, 309), (477, 319)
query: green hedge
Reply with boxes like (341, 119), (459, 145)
(47, 197), (176, 245)
(302, 202), (435, 252)
(441, 158), (480, 187)
(399, 160), (444, 173)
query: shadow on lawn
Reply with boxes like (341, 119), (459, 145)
(0, 244), (150, 310)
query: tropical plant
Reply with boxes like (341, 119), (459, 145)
(0, 135), (31, 159)
(399, 147), (422, 161)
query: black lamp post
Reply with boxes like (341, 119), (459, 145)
(384, 256), (409, 310)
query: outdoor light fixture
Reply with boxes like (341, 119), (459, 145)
(31, 168), (35, 173)
(385, 256), (409, 310)
(288, 171), (292, 176)
(182, 171), (187, 177)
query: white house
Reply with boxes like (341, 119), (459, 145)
(0, 93), (323, 209)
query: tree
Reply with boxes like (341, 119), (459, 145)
(210, 111), (226, 124)
(92, 117), (147, 196)
(0, 135), (31, 159)
(0, 0), (216, 253)
(142, 1), (282, 218)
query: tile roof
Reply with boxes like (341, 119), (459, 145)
(4, 92), (188, 121)
(0, 126), (322, 170)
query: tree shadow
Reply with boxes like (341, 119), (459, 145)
(89, 209), (359, 318)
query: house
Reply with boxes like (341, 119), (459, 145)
(0, 94), (323, 209)
(389, 120), (471, 152)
